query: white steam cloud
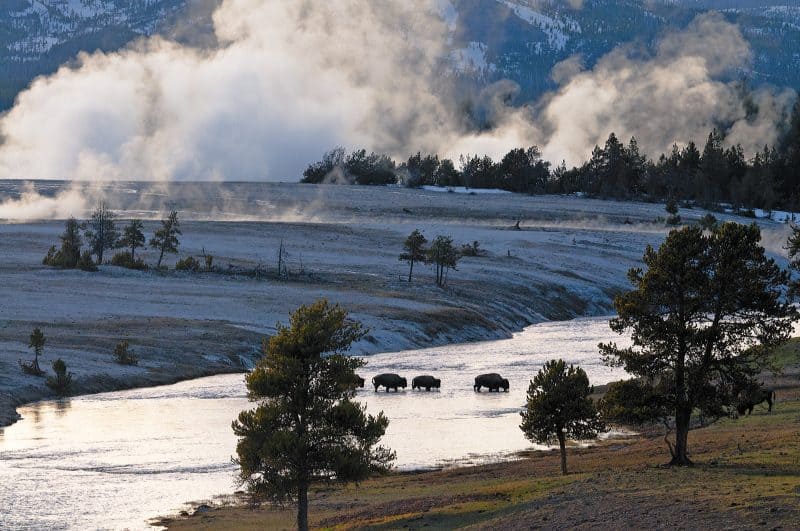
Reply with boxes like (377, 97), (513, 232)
(536, 13), (796, 164)
(0, 2), (795, 221)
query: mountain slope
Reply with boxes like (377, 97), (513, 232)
(0, 0), (798, 111)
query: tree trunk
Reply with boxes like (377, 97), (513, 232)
(297, 482), (309, 531)
(130, 244), (135, 260)
(408, 259), (413, 282)
(558, 432), (568, 475)
(157, 247), (165, 269)
(669, 406), (693, 466)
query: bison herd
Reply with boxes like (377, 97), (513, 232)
(361, 373), (509, 393)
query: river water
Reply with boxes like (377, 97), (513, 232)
(0, 316), (628, 530)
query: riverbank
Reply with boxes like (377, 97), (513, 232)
(1, 185), (792, 428)
(159, 358), (800, 530)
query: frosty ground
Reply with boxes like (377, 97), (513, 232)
(0, 183), (792, 426)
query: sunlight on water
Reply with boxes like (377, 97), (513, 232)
(0, 317), (628, 530)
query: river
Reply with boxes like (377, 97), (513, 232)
(0, 316), (628, 530)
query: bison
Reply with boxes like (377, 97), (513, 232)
(372, 373), (407, 392)
(474, 373), (509, 392)
(355, 375), (365, 388)
(412, 375), (441, 391)
(736, 385), (775, 416)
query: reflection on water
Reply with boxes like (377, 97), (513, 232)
(0, 317), (627, 530)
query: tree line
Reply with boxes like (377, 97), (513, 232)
(301, 99), (800, 211)
(42, 206), (181, 271)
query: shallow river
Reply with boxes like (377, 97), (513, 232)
(0, 316), (628, 530)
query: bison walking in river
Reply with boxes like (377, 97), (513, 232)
(372, 373), (407, 392)
(474, 373), (509, 392)
(412, 375), (441, 391)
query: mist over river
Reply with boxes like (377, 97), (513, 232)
(0, 316), (627, 530)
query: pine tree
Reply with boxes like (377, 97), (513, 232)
(427, 235), (459, 287)
(149, 210), (181, 268)
(399, 229), (427, 282)
(700, 129), (727, 202)
(119, 219), (146, 260)
(84, 203), (119, 263)
(601, 223), (797, 466)
(232, 301), (394, 531)
(43, 218), (82, 268)
(22, 327), (46, 376)
(520, 359), (604, 475)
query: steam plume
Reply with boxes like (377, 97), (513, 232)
(0, 2), (795, 221)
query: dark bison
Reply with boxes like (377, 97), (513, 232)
(736, 385), (775, 415)
(412, 375), (441, 391)
(372, 373), (407, 392)
(474, 373), (509, 392)
(355, 375), (365, 388)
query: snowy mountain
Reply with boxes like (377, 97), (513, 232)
(0, 0), (798, 110)
(0, 0), (186, 108)
(445, 0), (800, 101)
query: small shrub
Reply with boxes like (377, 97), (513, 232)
(19, 359), (45, 377)
(113, 340), (139, 366)
(78, 251), (98, 272)
(460, 241), (484, 257)
(21, 327), (46, 376)
(46, 358), (73, 396)
(175, 256), (201, 272)
(665, 199), (679, 216)
(666, 214), (682, 226)
(42, 245), (58, 266)
(110, 251), (148, 270)
(204, 254), (214, 271)
(739, 208), (756, 218)
(699, 213), (717, 231)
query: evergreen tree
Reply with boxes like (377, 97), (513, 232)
(21, 327), (46, 376)
(699, 129), (727, 202)
(149, 210), (181, 268)
(499, 146), (550, 193)
(43, 218), (83, 268)
(520, 359), (604, 475)
(301, 147), (345, 184)
(779, 99), (800, 210)
(434, 158), (459, 187)
(119, 219), (146, 260)
(46, 358), (73, 396)
(601, 224), (797, 465)
(232, 301), (394, 531)
(399, 229), (427, 282)
(427, 235), (459, 287)
(83, 203), (119, 264)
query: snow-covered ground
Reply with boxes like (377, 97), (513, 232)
(0, 182), (792, 426)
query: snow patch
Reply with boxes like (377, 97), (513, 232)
(449, 41), (496, 73)
(497, 0), (580, 51)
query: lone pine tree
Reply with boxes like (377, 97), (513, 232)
(232, 300), (394, 531)
(399, 229), (427, 282)
(150, 210), (181, 268)
(601, 223), (796, 466)
(520, 359), (604, 475)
